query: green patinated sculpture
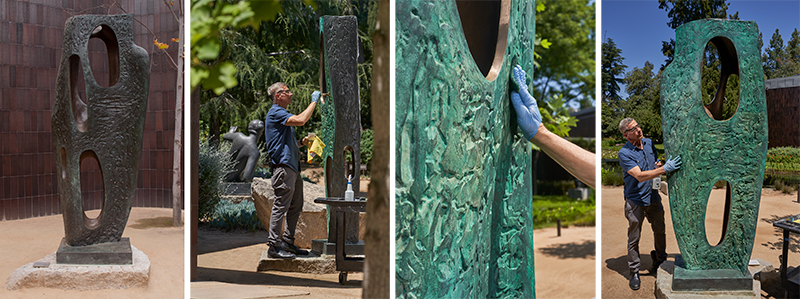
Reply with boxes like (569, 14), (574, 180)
(396, 0), (537, 297)
(320, 16), (362, 243)
(661, 19), (767, 275)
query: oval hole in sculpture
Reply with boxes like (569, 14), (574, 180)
(456, 0), (510, 81)
(343, 145), (356, 181)
(705, 180), (732, 246)
(700, 36), (740, 121)
(69, 54), (88, 132)
(324, 156), (333, 197)
(88, 25), (120, 88)
(79, 151), (104, 228)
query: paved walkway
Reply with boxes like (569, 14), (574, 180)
(0, 208), (184, 299)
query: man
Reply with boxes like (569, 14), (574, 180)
(264, 82), (320, 259)
(617, 117), (681, 290)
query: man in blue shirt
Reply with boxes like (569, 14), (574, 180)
(264, 82), (321, 259)
(618, 117), (681, 290)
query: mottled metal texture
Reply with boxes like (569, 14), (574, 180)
(222, 120), (264, 182)
(661, 19), (767, 275)
(395, 0), (536, 298)
(52, 14), (150, 246)
(320, 16), (363, 244)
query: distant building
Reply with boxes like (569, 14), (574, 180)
(766, 75), (800, 148)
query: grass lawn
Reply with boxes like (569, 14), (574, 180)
(532, 193), (595, 229)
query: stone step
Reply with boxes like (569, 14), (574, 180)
(257, 251), (336, 274)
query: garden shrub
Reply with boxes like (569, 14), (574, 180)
(199, 139), (234, 221)
(208, 200), (262, 231)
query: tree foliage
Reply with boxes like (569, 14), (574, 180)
(601, 38), (626, 137)
(196, 1), (378, 144)
(657, 0), (733, 67)
(763, 28), (800, 79)
(533, 0), (595, 110)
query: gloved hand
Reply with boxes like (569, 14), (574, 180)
(663, 155), (682, 173)
(511, 91), (542, 140)
(510, 65), (541, 139)
(511, 65), (529, 93)
(311, 91), (321, 103)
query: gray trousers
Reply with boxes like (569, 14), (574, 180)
(268, 166), (304, 246)
(625, 198), (667, 273)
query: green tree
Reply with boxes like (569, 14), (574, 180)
(657, 0), (733, 67)
(601, 38), (627, 137)
(533, 0), (595, 110)
(622, 61), (663, 141)
(763, 28), (800, 79)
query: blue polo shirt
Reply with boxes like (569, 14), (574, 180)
(265, 104), (300, 173)
(618, 138), (660, 206)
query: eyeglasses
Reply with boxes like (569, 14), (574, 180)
(624, 124), (640, 134)
(277, 89), (292, 95)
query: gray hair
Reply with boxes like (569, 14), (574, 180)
(267, 82), (287, 100)
(619, 117), (635, 134)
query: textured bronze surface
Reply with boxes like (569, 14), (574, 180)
(661, 19), (767, 275)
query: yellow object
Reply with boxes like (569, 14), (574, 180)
(793, 219), (800, 224)
(307, 135), (326, 163)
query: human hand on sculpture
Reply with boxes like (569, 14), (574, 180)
(662, 155), (682, 173)
(311, 91), (321, 104)
(510, 65), (542, 140)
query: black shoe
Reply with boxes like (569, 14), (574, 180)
(281, 239), (309, 255)
(629, 271), (640, 290)
(650, 250), (664, 274)
(267, 245), (296, 259)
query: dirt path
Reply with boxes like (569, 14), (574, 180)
(195, 228), (363, 298)
(0, 208), (184, 299)
(534, 225), (596, 298)
(600, 186), (800, 298)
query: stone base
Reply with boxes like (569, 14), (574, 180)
(257, 251), (336, 274)
(656, 260), (760, 299)
(57, 237), (132, 265)
(672, 255), (753, 291)
(5, 245), (150, 290)
(224, 182), (252, 195)
(310, 239), (364, 256)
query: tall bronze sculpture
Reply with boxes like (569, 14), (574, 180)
(395, 0), (537, 297)
(52, 14), (150, 248)
(319, 15), (362, 245)
(661, 19), (767, 290)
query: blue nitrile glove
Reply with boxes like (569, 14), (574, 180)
(511, 65), (529, 93)
(511, 91), (542, 140)
(311, 91), (321, 103)
(663, 155), (682, 173)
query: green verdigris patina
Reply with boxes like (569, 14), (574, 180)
(661, 19), (767, 275)
(396, 0), (536, 297)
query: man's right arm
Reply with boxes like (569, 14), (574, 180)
(626, 165), (666, 182)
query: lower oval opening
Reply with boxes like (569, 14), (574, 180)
(705, 180), (731, 246)
(80, 151), (104, 228)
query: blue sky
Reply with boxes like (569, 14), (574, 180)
(602, 0), (800, 97)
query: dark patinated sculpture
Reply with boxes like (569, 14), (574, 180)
(395, 0), (537, 297)
(661, 19), (767, 285)
(223, 120), (265, 182)
(320, 15), (362, 244)
(52, 14), (150, 247)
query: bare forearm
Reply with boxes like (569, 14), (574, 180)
(531, 125), (596, 188)
(286, 102), (317, 126)
(631, 167), (665, 182)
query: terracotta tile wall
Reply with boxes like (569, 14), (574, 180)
(0, 1), (182, 221)
(766, 86), (800, 148)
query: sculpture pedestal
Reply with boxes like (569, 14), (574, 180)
(672, 255), (753, 291)
(5, 245), (150, 290)
(56, 237), (132, 265)
(655, 260), (760, 299)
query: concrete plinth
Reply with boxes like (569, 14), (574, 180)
(310, 239), (364, 256)
(57, 237), (132, 265)
(257, 251), (336, 274)
(672, 255), (753, 291)
(5, 245), (150, 290)
(655, 260), (760, 299)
